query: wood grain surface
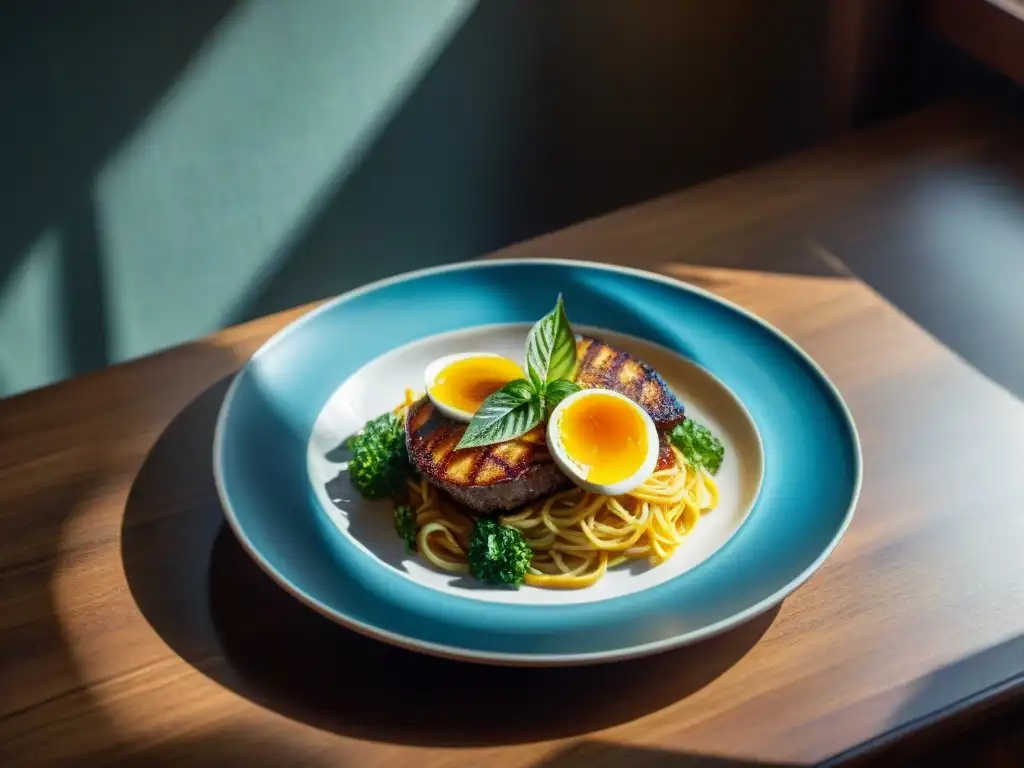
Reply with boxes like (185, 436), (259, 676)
(3, 101), (1024, 767)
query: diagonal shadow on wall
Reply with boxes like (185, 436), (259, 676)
(0, 0), (237, 386)
(227, 0), (551, 323)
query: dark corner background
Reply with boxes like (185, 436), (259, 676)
(0, 0), (1020, 399)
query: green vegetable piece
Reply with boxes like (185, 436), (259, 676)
(348, 411), (410, 499)
(468, 518), (533, 587)
(455, 380), (543, 450)
(543, 378), (581, 413)
(668, 419), (725, 476)
(526, 293), (577, 388)
(394, 504), (417, 553)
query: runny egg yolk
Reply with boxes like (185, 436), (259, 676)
(429, 356), (524, 415)
(558, 393), (649, 485)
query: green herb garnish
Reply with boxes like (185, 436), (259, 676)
(467, 518), (533, 586)
(455, 380), (544, 450)
(544, 378), (583, 409)
(394, 504), (417, 553)
(348, 411), (410, 499)
(457, 295), (581, 449)
(668, 419), (725, 475)
(526, 294), (577, 389)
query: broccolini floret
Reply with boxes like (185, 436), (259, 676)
(468, 518), (532, 587)
(348, 411), (410, 499)
(668, 419), (725, 475)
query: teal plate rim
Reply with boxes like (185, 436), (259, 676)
(213, 258), (863, 666)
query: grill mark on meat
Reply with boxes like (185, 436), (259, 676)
(607, 349), (628, 376)
(628, 372), (644, 403)
(578, 338), (602, 372)
(482, 451), (512, 473)
(467, 444), (491, 486)
(405, 398), (545, 488)
(615, 350), (644, 403)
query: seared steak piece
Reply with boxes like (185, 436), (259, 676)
(575, 336), (686, 430)
(405, 398), (570, 512)
(406, 337), (686, 512)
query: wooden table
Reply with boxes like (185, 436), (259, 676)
(4, 101), (1024, 766)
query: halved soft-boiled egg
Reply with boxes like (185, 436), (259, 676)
(547, 388), (658, 496)
(424, 352), (525, 422)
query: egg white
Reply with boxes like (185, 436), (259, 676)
(547, 388), (659, 496)
(423, 351), (519, 422)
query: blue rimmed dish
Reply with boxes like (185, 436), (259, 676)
(213, 259), (862, 665)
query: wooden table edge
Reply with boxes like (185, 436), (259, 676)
(827, 672), (1024, 765)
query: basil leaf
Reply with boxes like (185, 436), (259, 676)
(456, 379), (543, 449)
(544, 379), (581, 412)
(526, 294), (577, 388)
(498, 378), (536, 402)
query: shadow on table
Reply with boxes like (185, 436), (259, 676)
(121, 378), (778, 748)
(821, 632), (1024, 767)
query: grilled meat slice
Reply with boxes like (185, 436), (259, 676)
(574, 336), (686, 429)
(405, 397), (570, 512)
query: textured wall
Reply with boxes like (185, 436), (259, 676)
(0, 0), (827, 397)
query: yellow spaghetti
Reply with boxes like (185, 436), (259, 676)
(393, 390), (719, 589)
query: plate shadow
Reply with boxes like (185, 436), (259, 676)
(122, 378), (779, 747)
